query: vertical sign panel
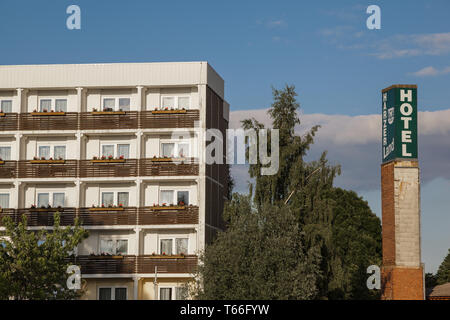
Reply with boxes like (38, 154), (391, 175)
(382, 85), (418, 163)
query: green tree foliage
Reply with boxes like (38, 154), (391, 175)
(193, 84), (382, 300)
(0, 213), (88, 300)
(329, 188), (382, 299)
(436, 248), (450, 285)
(193, 194), (321, 299)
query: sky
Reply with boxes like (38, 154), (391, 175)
(0, 0), (449, 272)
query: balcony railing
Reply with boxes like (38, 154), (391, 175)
(139, 158), (199, 176)
(0, 161), (17, 178)
(0, 206), (198, 227)
(73, 255), (137, 274)
(137, 255), (198, 274)
(0, 113), (18, 131)
(0, 208), (78, 227)
(18, 160), (78, 178)
(139, 206), (199, 224)
(80, 111), (138, 130)
(78, 207), (138, 225)
(140, 110), (199, 128)
(79, 159), (138, 177)
(19, 112), (78, 131)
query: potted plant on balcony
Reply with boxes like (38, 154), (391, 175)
(119, 155), (124, 160)
(178, 201), (185, 206)
(118, 203), (123, 208)
(101, 155), (106, 160)
(108, 155), (113, 160)
(33, 156), (38, 160)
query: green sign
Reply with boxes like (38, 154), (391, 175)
(382, 85), (418, 163)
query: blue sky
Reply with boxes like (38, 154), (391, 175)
(0, 1), (449, 273)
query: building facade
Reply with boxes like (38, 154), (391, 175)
(0, 62), (229, 300)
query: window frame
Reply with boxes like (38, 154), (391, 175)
(97, 286), (128, 300)
(0, 145), (12, 160)
(158, 235), (189, 255)
(98, 236), (129, 255)
(100, 143), (131, 159)
(158, 286), (175, 300)
(101, 97), (131, 112)
(38, 98), (68, 112)
(0, 99), (13, 113)
(160, 95), (190, 110)
(36, 143), (67, 160)
(0, 193), (10, 209)
(100, 190), (130, 207)
(159, 188), (190, 206)
(160, 140), (190, 158)
(36, 191), (66, 208)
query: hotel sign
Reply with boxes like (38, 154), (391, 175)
(382, 85), (418, 163)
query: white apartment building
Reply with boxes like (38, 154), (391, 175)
(0, 62), (229, 300)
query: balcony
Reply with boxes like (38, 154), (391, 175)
(139, 206), (198, 224)
(78, 207), (138, 226)
(0, 160), (17, 178)
(74, 255), (137, 274)
(79, 158), (138, 177)
(0, 113), (18, 131)
(19, 112), (78, 131)
(0, 208), (78, 227)
(140, 110), (199, 129)
(137, 255), (198, 274)
(18, 160), (78, 178)
(139, 158), (199, 176)
(80, 111), (138, 130)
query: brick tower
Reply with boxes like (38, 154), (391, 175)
(380, 85), (424, 300)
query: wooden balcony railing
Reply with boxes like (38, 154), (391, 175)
(80, 112), (138, 130)
(0, 161), (17, 178)
(77, 207), (138, 225)
(19, 113), (79, 131)
(0, 113), (18, 131)
(0, 207), (198, 227)
(140, 110), (199, 128)
(73, 255), (137, 274)
(1, 208), (78, 227)
(137, 255), (198, 274)
(138, 206), (198, 224)
(139, 158), (199, 176)
(18, 160), (78, 178)
(79, 159), (138, 177)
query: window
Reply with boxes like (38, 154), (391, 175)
(101, 191), (129, 207)
(1, 100), (12, 113)
(102, 97), (130, 111)
(98, 287), (127, 300)
(176, 287), (188, 300)
(0, 194), (10, 209)
(0, 147), (11, 160)
(161, 141), (190, 158)
(99, 239), (128, 255)
(160, 96), (190, 110)
(37, 193), (50, 207)
(101, 144), (130, 158)
(40, 99), (52, 112)
(55, 99), (67, 112)
(159, 237), (188, 255)
(101, 192), (114, 207)
(38, 145), (66, 160)
(160, 190), (189, 206)
(37, 192), (65, 207)
(159, 288), (172, 300)
(160, 190), (174, 205)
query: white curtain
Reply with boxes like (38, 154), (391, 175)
(116, 240), (128, 255)
(175, 238), (188, 255)
(40, 99), (52, 112)
(117, 144), (130, 159)
(119, 98), (130, 111)
(38, 146), (50, 159)
(160, 239), (173, 255)
(0, 147), (11, 160)
(54, 146), (66, 159)
(103, 98), (115, 110)
(162, 97), (175, 109)
(177, 143), (189, 157)
(37, 193), (49, 207)
(117, 192), (129, 207)
(53, 193), (65, 207)
(160, 190), (174, 205)
(101, 192), (114, 206)
(55, 99), (67, 112)
(100, 239), (114, 254)
(162, 143), (174, 158)
(1, 100), (12, 113)
(159, 288), (172, 300)
(102, 145), (114, 157)
(0, 194), (9, 209)
(178, 97), (190, 109)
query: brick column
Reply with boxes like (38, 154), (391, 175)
(381, 160), (424, 300)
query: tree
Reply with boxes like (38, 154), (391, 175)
(0, 213), (88, 300)
(329, 188), (382, 299)
(436, 248), (450, 285)
(192, 194), (321, 299)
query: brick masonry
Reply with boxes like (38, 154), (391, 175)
(381, 160), (424, 300)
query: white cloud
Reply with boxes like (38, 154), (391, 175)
(409, 66), (450, 77)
